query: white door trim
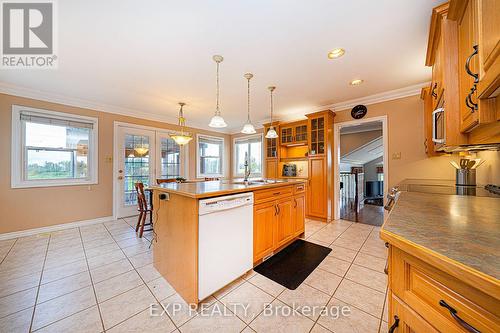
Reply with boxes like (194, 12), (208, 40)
(333, 115), (389, 221)
(112, 121), (189, 219)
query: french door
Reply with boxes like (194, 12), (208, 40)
(116, 126), (156, 218)
(114, 124), (186, 218)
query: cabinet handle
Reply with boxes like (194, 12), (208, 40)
(274, 205), (278, 216)
(277, 205), (280, 215)
(388, 316), (399, 333)
(439, 300), (480, 333)
(465, 45), (479, 83)
(431, 82), (438, 98)
(466, 85), (478, 113)
(424, 138), (428, 153)
(293, 198), (297, 208)
(273, 192), (281, 196)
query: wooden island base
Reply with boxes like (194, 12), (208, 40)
(151, 180), (306, 305)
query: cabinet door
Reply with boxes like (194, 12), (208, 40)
(307, 157), (326, 219)
(275, 198), (293, 248)
(431, 42), (444, 110)
(309, 117), (325, 155)
(280, 127), (293, 144)
(292, 194), (305, 236)
(390, 294), (439, 333)
(265, 159), (278, 179)
(458, 0), (480, 132)
(477, 0), (500, 78)
(294, 124), (308, 142)
(253, 202), (276, 262)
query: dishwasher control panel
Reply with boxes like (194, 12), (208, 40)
(199, 192), (254, 215)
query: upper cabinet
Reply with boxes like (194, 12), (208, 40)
(425, 1), (499, 151)
(279, 120), (308, 146)
(308, 115), (326, 155)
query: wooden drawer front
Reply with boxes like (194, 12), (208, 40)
(391, 294), (439, 333)
(293, 183), (306, 195)
(391, 247), (500, 333)
(254, 186), (292, 204)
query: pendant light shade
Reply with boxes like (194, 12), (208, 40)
(209, 55), (227, 128)
(265, 86), (279, 139)
(241, 73), (256, 134)
(169, 102), (193, 145)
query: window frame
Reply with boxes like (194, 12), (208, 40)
(233, 134), (263, 178)
(196, 133), (224, 178)
(11, 105), (99, 188)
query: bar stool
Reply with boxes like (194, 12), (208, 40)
(134, 182), (152, 238)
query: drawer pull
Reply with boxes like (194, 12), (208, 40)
(273, 192), (281, 195)
(439, 300), (481, 333)
(388, 316), (399, 333)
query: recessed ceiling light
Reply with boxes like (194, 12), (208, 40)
(349, 79), (364, 86)
(327, 48), (345, 59)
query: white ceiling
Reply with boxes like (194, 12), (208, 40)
(1, 0), (443, 133)
(341, 137), (384, 165)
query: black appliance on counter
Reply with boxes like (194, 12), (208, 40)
(282, 164), (297, 177)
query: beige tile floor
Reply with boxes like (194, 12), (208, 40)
(0, 217), (388, 333)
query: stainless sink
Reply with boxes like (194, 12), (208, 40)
(230, 179), (285, 185)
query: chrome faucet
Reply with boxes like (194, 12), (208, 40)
(244, 152), (251, 182)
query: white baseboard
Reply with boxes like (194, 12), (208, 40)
(0, 216), (115, 241)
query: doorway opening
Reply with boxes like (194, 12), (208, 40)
(334, 116), (388, 226)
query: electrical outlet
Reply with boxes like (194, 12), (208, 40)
(392, 152), (401, 160)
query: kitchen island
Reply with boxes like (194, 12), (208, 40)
(380, 191), (500, 332)
(150, 179), (307, 305)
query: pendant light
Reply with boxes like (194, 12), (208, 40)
(169, 102), (193, 145)
(241, 73), (256, 134)
(209, 55), (227, 128)
(134, 136), (149, 156)
(265, 86), (278, 139)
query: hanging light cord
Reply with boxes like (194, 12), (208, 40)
(247, 77), (251, 122)
(215, 61), (220, 116)
(270, 89), (274, 126)
(178, 103), (185, 133)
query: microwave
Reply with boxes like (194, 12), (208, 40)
(432, 98), (445, 144)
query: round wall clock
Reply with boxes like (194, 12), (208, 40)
(351, 105), (367, 119)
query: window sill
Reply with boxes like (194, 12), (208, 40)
(11, 179), (98, 189)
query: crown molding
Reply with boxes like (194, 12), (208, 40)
(326, 82), (430, 112)
(0, 82), (232, 134)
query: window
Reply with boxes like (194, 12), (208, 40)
(160, 137), (181, 178)
(233, 135), (262, 177)
(197, 134), (224, 177)
(11, 105), (98, 188)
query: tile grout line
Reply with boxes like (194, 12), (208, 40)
(101, 218), (179, 332)
(0, 237), (19, 266)
(28, 235), (51, 333)
(78, 226), (107, 333)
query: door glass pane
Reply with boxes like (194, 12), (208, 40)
(124, 134), (150, 206)
(160, 138), (180, 179)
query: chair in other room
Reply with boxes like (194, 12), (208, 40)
(134, 182), (152, 238)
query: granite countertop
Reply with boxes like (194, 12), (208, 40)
(381, 191), (500, 280)
(150, 178), (306, 199)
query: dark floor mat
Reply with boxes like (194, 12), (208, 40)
(253, 239), (331, 290)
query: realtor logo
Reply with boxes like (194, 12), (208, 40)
(1, 1), (57, 68)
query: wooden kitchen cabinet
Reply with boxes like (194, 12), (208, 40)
(292, 194), (305, 236)
(253, 184), (306, 263)
(390, 294), (439, 333)
(275, 197), (294, 248)
(307, 156), (327, 219)
(263, 122), (279, 178)
(253, 201), (276, 261)
(280, 126), (293, 144)
(279, 120), (308, 146)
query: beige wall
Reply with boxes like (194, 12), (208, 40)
(340, 130), (382, 156)
(335, 95), (453, 188)
(0, 93), (230, 234)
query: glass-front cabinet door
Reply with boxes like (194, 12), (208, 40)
(310, 117), (325, 155)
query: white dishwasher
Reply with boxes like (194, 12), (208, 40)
(198, 192), (254, 300)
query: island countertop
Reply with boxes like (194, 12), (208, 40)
(150, 179), (307, 199)
(380, 191), (500, 281)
